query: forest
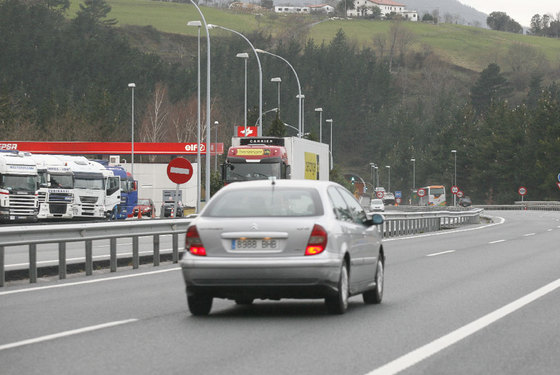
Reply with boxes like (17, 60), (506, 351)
(1, 0), (559, 203)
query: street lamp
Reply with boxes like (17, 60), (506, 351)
(255, 108), (278, 132)
(411, 158), (416, 190)
(314, 108), (323, 142)
(297, 94), (305, 135)
(208, 24), (263, 136)
(271, 77), (281, 112)
(235, 52), (249, 137)
(385, 165), (391, 192)
(127, 83), (135, 177)
(255, 49), (303, 137)
(326, 119), (333, 170)
(189, 1), (212, 203)
(187, 20), (202, 212)
(451, 149), (457, 206)
(369, 163), (376, 191)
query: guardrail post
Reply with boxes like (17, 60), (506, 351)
(153, 234), (160, 267)
(58, 242), (66, 280)
(172, 233), (179, 263)
(29, 244), (37, 283)
(0, 246), (4, 287)
(110, 238), (117, 272)
(85, 240), (93, 276)
(132, 236), (139, 269)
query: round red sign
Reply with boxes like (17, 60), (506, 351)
(518, 186), (527, 196)
(456, 190), (464, 198)
(376, 191), (384, 199)
(167, 157), (193, 184)
(417, 188), (426, 197)
(451, 185), (459, 194)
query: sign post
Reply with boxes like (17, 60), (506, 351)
(167, 158), (194, 217)
(518, 186), (527, 202)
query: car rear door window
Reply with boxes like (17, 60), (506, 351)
(337, 188), (368, 225)
(327, 187), (353, 222)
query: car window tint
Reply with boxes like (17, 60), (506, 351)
(204, 187), (323, 217)
(337, 187), (368, 225)
(327, 187), (353, 222)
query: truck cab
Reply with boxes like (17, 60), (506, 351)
(222, 137), (290, 185)
(0, 151), (39, 222)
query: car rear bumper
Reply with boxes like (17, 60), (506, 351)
(180, 255), (342, 300)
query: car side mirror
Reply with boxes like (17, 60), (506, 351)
(371, 213), (384, 226)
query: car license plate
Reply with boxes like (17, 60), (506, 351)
(232, 238), (278, 250)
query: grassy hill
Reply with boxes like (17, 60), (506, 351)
(68, 0), (560, 73)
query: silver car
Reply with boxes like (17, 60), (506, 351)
(180, 179), (385, 316)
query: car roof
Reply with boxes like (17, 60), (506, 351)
(220, 179), (340, 191)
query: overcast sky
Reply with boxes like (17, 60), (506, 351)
(459, 0), (558, 26)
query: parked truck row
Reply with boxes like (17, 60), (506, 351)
(0, 150), (137, 223)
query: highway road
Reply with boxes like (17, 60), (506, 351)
(1, 210), (559, 375)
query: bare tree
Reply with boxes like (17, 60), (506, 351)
(140, 83), (169, 161)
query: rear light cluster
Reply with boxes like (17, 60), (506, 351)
(305, 224), (327, 256)
(186, 226), (206, 256)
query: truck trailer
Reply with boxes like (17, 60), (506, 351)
(222, 137), (330, 185)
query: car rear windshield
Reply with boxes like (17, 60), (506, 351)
(203, 187), (324, 217)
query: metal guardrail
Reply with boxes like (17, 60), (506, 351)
(475, 202), (560, 211)
(381, 209), (484, 238)
(0, 219), (192, 287)
(0, 209), (484, 286)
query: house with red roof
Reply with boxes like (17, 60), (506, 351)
(348, 0), (418, 21)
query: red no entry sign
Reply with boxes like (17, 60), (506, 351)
(167, 157), (193, 184)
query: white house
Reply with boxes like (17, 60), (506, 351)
(308, 4), (335, 14)
(274, 6), (311, 14)
(347, 0), (417, 21)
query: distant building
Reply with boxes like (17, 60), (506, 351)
(347, 0), (417, 21)
(274, 5), (310, 14)
(308, 4), (335, 14)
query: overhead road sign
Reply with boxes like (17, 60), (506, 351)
(0, 141), (224, 155)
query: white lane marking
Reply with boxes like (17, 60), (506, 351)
(426, 250), (455, 257)
(365, 278), (560, 375)
(385, 215), (506, 242)
(547, 229), (553, 232)
(0, 319), (138, 351)
(523, 233), (536, 237)
(489, 240), (506, 244)
(0, 267), (180, 296)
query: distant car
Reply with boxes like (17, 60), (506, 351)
(161, 200), (184, 218)
(133, 198), (155, 218)
(370, 198), (385, 212)
(382, 192), (395, 206)
(459, 196), (472, 207)
(180, 179), (385, 316)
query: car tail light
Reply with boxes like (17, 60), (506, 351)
(305, 224), (327, 256)
(186, 226), (206, 256)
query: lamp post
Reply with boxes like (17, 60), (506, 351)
(255, 108), (278, 133)
(214, 120), (219, 171)
(298, 94), (305, 135)
(271, 77), (281, 112)
(127, 83), (135, 177)
(208, 24), (262, 136)
(326, 118), (333, 169)
(411, 158), (416, 190)
(386, 165), (391, 192)
(314, 108), (323, 142)
(369, 163), (376, 191)
(235, 52), (249, 137)
(187, 20), (202, 212)
(255, 49), (303, 137)
(189, 1), (211, 203)
(451, 149), (457, 206)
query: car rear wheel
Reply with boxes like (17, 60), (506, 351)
(187, 294), (213, 316)
(363, 257), (384, 304)
(325, 262), (349, 314)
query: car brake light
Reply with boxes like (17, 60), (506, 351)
(305, 224), (327, 256)
(186, 226), (206, 256)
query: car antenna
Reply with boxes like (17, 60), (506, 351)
(269, 176), (276, 187)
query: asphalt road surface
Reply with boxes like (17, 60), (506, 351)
(1, 210), (559, 375)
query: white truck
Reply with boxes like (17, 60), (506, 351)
(0, 151), (39, 222)
(27, 153), (74, 220)
(55, 155), (105, 219)
(222, 136), (330, 184)
(89, 160), (121, 219)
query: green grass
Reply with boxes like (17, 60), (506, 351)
(68, 0), (560, 72)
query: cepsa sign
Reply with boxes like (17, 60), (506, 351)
(0, 143), (18, 151)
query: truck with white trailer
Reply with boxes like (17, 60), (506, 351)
(0, 151), (39, 222)
(222, 137), (330, 184)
